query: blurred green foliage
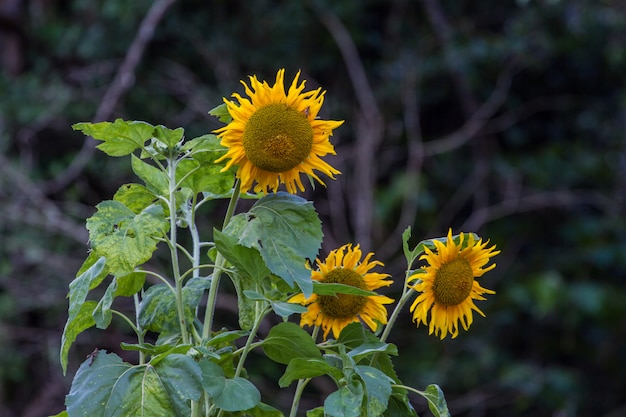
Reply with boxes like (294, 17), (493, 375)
(1, 0), (625, 416)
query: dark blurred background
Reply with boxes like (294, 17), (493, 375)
(1, 1), (625, 416)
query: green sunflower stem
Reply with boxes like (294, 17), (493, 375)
(202, 179), (241, 340)
(380, 287), (416, 343)
(289, 377), (312, 417)
(166, 156), (190, 345)
(234, 302), (268, 378)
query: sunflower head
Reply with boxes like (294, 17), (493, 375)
(214, 69), (343, 194)
(289, 244), (394, 340)
(408, 229), (500, 339)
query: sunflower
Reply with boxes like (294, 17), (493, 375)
(289, 244), (394, 340)
(214, 69), (343, 194)
(409, 229), (500, 339)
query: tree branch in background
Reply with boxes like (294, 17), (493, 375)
(44, 0), (178, 194)
(311, 2), (384, 250)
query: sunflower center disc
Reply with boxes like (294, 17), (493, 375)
(432, 257), (474, 306)
(242, 103), (314, 172)
(317, 268), (368, 319)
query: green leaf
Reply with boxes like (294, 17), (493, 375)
(93, 279), (116, 329)
(86, 201), (168, 276)
(120, 342), (192, 357)
(113, 183), (158, 214)
(131, 154), (169, 196)
(205, 329), (249, 348)
(48, 411), (68, 417)
(73, 119), (154, 157)
(114, 271), (146, 296)
(355, 365), (393, 417)
(306, 407), (325, 417)
(138, 278), (211, 334)
(223, 192), (322, 297)
(348, 342), (398, 363)
(66, 351), (201, 417)
(60, 301), (97, 374)
(383, 392), (418, 417)
(68, 254), (107, 322)
(200, 359), (261, 412)
(242, 402), (285, 417)
(313, 282), (377, 297)
(279, 357), (343, 387)
(214, 229), (271, 281)
(200, 359), (226, 397)
(262, 322), (322, 365)
(208, 102), (233, 123)
(269, 301), (308, 319)
(137, 284), (178, 333)
(153, 354), (203, 414)
(177, 134), (233, 196)
(215, 378), (261, 412)
(418, 384), (450, 417)
(154, 125), (184, 148)
(93, 272), (145, 330)
(324, 383), (364, 417)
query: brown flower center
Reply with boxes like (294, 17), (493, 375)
(432, 257), (474, 306)
(317, 268), (368, 319)
(242, 103), (313, 172)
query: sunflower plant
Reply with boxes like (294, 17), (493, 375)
(53, 69), (499, 417)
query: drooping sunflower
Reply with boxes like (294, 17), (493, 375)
(214, 69), (343, 194)
(289, 244), (394, 340)
(409, 229), (500, 339)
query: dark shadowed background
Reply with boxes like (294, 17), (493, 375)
(1, 1), (625, 416)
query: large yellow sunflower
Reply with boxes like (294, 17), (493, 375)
(214, 69), (343, 194)
(409, 229), (500, 339)
(289, 244), (394, 340)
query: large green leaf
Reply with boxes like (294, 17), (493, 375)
(324, 383), (364, 417)
(262, 322), (322, 365)
(355, 365), (393, 417)
(72, 119), (154, 157)
(66, 351), (201, 417)
(60, 301), (97, 374)
(223, 192), (322, 297)
(86, 201), (168, 276)
(199, 359), (261, 412)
